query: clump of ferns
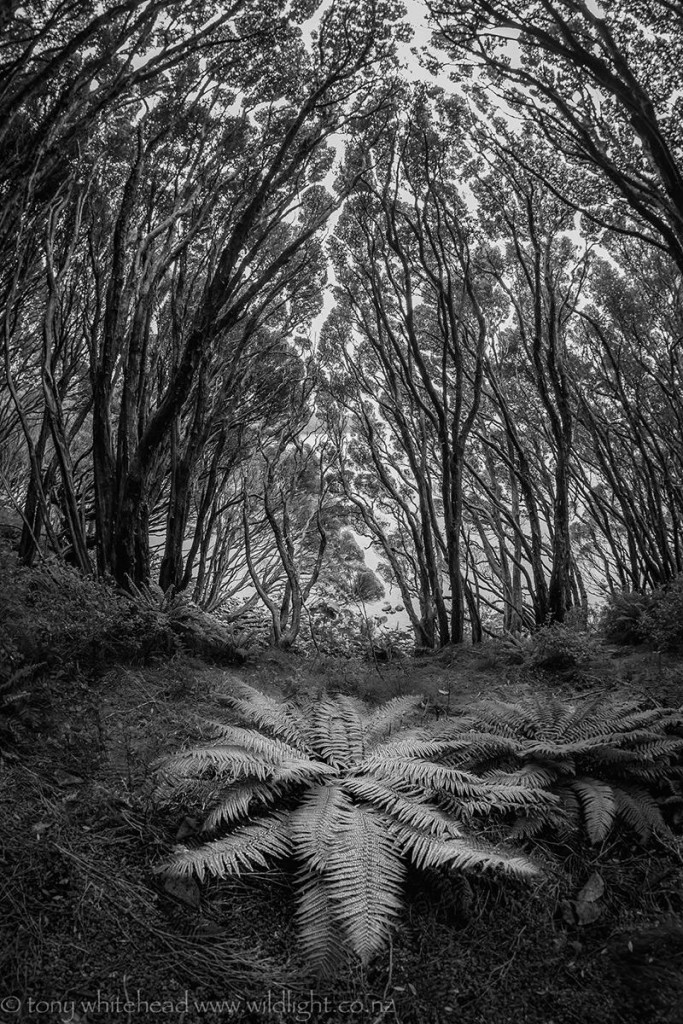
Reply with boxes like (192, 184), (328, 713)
(433, 696), (683, 848)
(155, 682), (553, 977)
(0, 659), (42, 750)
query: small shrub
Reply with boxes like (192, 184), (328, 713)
(639, 576), (683, 650)
(169, 602), (243, 662)
(600, 591), (653, 645)
(0, 557), (125, 668)
(0, 551), (178, 671)
(366, 625), (413, 663)
(602, 578), (683, 650)
(156, 684), (549, 977)
(526, 622), (597, 671)
(105, 604), (178, 663)
(123, 579), (240, 661)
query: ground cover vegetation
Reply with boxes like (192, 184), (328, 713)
(1, 554), (683, 1023)
(2, 1), (683, 1021)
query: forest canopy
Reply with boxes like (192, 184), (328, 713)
(2, 0), (682, 649)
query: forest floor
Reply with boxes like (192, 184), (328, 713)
(1, 554), (683, 1023)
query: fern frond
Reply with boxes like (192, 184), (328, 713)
(367, 757), (556, 812)
(288, 784), (351, 871)
(439, 780), (560, 818)
(577, 705), (672, 739)
(293, 870), (350, 978)
(202, 781), (280, 832)
(325, 803), (406, 965)
(615, 765), (683, 783)
(154, 776), (218, 805)
(202, 722), (309, 762)
(363, 695), (424, 746)
(162, 812), (291, 881)
(521, 737), (612, 759)
(362, 757), (556, 821)
(332, 695), (366, 761)
(616, 736), (683, 760)
(508, 814), (550, 840)
(211, 681), (307, 748)
(559, 695), (621, 741)
(436, 730), (522, 761)
(483, 765), (558, 789)
(308, 696), (357, 767)
(363, 757), (489, 802)
(469, 697), (575, 740)
(160, 744), (277, 781)
(478, 781), (560, 810)
(556, 784), (581, 826)
(512, 696), (576, 740)
(370, 736), (460, 761)
(393, 823), (541, 877)
(340, 776), (462, 837)
(570, 778), (617, 843)
(613, 785), (668, 841)
(269, 757), (338, 785)
(453, 704), (528, 739)
(0, 663), (38, 693)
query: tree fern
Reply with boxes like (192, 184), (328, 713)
(437, 696), (683, 845)
(157, 682), (547, 976)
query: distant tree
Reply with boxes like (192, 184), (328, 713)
(242, 421), (332, 648)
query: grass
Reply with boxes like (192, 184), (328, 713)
(1, 552), (682, 1022)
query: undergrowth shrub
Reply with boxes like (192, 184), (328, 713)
(639, 576), (683, 650)
(0, 551), (176, 671)
(437, 696), (683, 847)
(601, 578), (683, 650)
(525, 622), (597, 672)
(156, 683), (551, 977)
(600, 591), (653, 645)
(125, 580), (241, 662)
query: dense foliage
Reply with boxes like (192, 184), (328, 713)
(2, 1), (683, 648)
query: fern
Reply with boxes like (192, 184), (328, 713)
(157, 682), (546, 976)
(0, 662), (41, 747)
(438, 696), (683, 845)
